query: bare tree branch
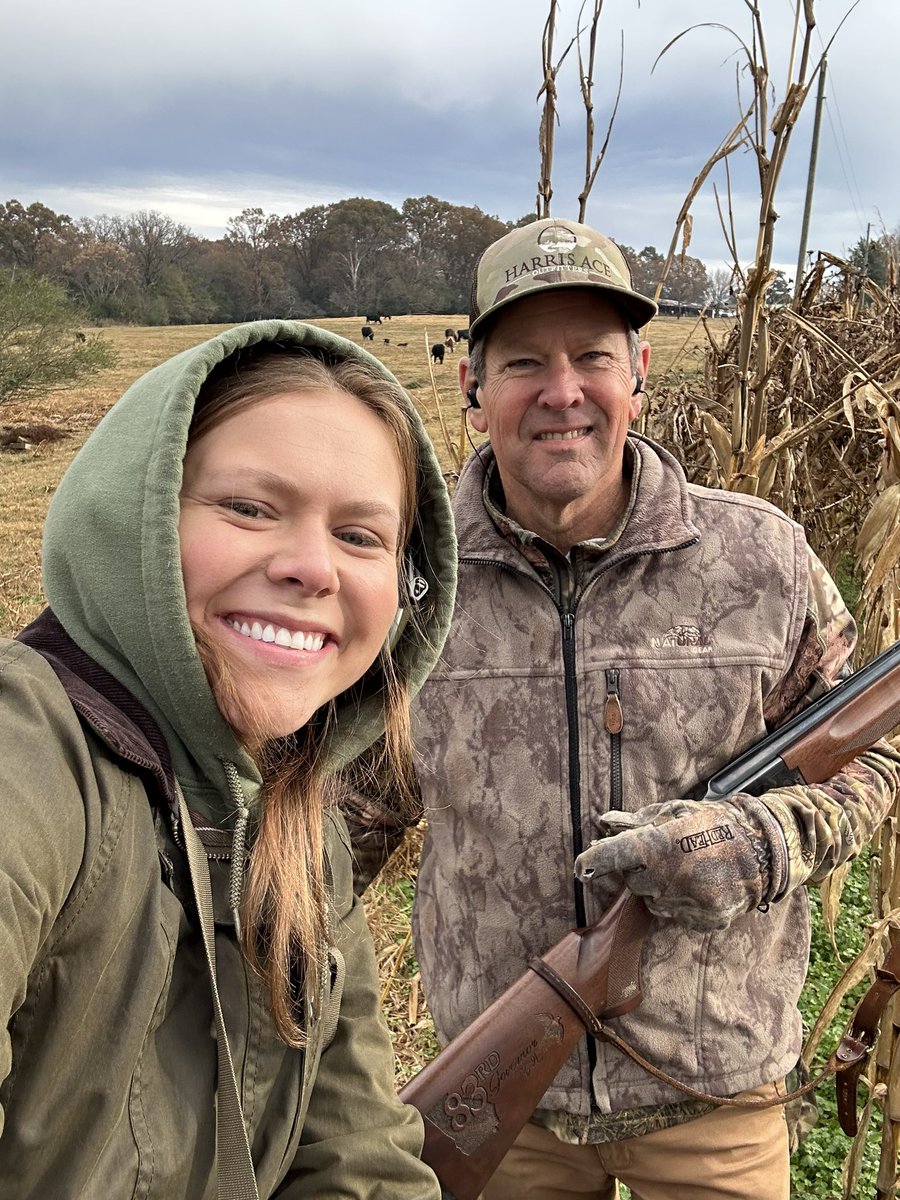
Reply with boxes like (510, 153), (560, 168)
(536, 2), (577, 218)
(578, 6), (624, 222)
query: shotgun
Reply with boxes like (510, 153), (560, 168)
(400, 638), (900, 1200)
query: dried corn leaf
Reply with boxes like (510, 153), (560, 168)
(886, 416), (900, 488)
(866, 521), (900, 595)
(841, 370), (860, 437)
(842, 1086), (875, 1198)
(883, 1008), (900, 1137)
(821, 861), (853, 957)
(856, 485), (900, 567)
(701, 411), (733, 473)
(876, 1107), (900, 1197)
(877, 993), (896, 1073)
(757, 451), (778, 498)
(884, 1029), (900, 1140)
(859, 381), (885, 417)
(408, 974), (420, 1026)
(743, 434), (767, 479)
(787, 350), (803, 392)
(681, 213), (693, 256)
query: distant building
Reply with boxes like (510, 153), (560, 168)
(657, 298), (736, 319)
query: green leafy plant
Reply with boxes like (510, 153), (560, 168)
(0, 270), (116, 403)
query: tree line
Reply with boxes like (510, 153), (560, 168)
(1, 196), (733, 327)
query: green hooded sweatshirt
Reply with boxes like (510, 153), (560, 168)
(0, 321), (456, 1199)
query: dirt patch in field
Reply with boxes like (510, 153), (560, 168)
(0, 422), (71, 450)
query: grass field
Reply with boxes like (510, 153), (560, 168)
(0, 312), (726, 635)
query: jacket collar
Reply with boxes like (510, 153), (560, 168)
(16, 608), (178, 829)
(453, 433), (700, 568)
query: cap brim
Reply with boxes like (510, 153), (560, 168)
(469, 278), (657, 341)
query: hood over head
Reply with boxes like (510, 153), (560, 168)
(43, 321), (457, 819)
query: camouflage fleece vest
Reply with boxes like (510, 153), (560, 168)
(412, 435), (810, 1116)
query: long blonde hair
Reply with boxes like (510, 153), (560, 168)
(188, 344), (420, 1046)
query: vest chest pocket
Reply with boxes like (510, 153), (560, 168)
(586, 664), (766, 819)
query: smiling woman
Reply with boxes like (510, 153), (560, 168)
(0, 322), (456, 1199)
(179, 351), (417, 743)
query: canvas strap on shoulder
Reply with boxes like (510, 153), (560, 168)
(177, 787), (260, 1200)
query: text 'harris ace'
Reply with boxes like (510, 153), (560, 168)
(504, 252), (615, 285)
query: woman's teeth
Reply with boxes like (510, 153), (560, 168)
(228, 619), (325, 652)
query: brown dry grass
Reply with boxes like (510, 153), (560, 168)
(0, 313), (723, 636)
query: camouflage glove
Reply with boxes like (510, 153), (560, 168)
(574, 796), (789, 931)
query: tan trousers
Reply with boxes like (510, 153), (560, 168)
(480, 1081), (790, 1200)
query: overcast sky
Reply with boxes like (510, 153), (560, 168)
(3, 0), (894, 277)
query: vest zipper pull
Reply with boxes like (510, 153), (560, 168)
(604, 668), (624, 811)
(604, 669), (623, 734)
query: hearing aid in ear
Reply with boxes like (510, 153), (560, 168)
(385, 558), (430, 651)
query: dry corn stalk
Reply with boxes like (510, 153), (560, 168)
(651, 2), (863, 503)
(424, 330), (463, 476)
(647, 248), (900, 1197)
(575, 0), (623, 221)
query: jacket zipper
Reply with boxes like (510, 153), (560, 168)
(460, 548), (692, 1096)
(604, 669), (624, 811)
(459, 555), (588, 923)
(459, 550), (701, 917)
(561, 610), (587, 929)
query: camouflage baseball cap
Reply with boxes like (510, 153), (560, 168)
(468, 217), (657, 340)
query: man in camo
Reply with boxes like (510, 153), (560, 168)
(344, 217), (900, 1199)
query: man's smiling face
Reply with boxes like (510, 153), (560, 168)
(466, 289), (650, 548)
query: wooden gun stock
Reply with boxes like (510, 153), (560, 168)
(399, 890), (652, 1200)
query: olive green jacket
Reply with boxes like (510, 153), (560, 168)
(0, 321), (456, 1198)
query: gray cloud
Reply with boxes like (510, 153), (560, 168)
(2, 0), (896, 272)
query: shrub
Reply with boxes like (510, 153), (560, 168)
(0, 270), (116, 403)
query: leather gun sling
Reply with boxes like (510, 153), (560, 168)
(532, 935), (900, 1135)
(835, 938), (900, 1135)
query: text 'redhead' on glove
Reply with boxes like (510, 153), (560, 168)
(574, 796), (789, 931)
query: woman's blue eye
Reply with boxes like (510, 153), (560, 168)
(338, 530), (380, 548)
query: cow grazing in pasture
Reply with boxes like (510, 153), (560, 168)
(397, 342), (408, 348)
(444, 335), (456, 354)
(456, 328), (469, 342)
(431, 343), (445, 364)
(365, 314), (383, 324)
(361, 326), (374, 341)
(384, 338), (390, 344)
(444, 328), (455, 339)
